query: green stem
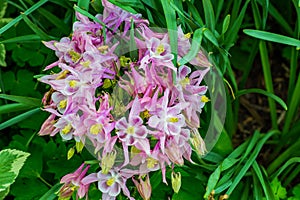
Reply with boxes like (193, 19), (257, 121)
(283, 72), (300, 135)
(267, 139), (300, 174)
(258, 41), (278, 129)
(37, 174), (53, 188)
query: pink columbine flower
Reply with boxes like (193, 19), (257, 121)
(148, 89), (187, 136)
(58, 163), (90, 199)
(115, 97), (148, 147)
(82, 169), (132, 200)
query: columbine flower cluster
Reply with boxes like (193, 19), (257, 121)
(39, 0), (211, 199)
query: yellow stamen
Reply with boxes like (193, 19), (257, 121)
(184, 32), (192, 39)
(156, 44), (165, 55)
(179, 77), (190, 87)
(101, 151), (117, 174)
(168, 117), (179, 123)
(126, 126), (135, 135)
(141, 110), (151, 119)
(90, 124), (103, 135)
(80, 60), (91, 68)
(55, 70), (69, 80)
(69, 80), (78, 88)
(201, 95), (210, 103)
(146, 157), (158, 169)
(58, 99), (67, 109)
(98, 45), (109, 53)
(106, 177), (115, 186)
(62, 124), (72, 134)
(69, 50), (81, 62)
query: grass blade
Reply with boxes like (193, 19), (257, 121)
(236, 88), (287, 110)
(226, 130), (278, 195)
(161, 0), (177, 82)
(202, 0), (215, 32)
(21, 13), (52, 40)
(0, 103), (34, 115)
(0, 0), (48, 35)
(0, 94), (41, 106)
(0, 108), (41, 130)
(271, 157), (300, 179)
(244, 29), (300, 48)
(0, 35), (41, 43)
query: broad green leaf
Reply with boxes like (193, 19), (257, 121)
(0, 0), (7, 19)
(0, 149), (30, 193)
(270, 178), (287, 200)
(244, 29), (300, 48)
(0, 94), (41, 106)
(0, 43), (6, 67)
(0, 0), (48, 35)
(0, 187), (9, 200)
(78, 0), (90, 10)
(236, 88), (287, 110)
(178, 28), (203, 66)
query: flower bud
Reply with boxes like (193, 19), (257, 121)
(171, 171), (181, 193)
(132, 174), (152, 200)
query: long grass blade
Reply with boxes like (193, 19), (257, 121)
(0, 0), (48, 35)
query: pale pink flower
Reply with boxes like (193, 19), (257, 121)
(132, 174), (152, 200)
(58, 163), (90, 199)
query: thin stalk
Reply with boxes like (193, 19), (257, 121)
(258, 41), (278, 129)
(283, 72), (300, 135)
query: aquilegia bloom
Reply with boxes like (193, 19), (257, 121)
(38, 0), (211, 199)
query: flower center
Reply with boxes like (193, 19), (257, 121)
(179, 77), (190, 88)
(184, 32), (192, 39)
(106, 177), (115, 186)
(58, 99), (67, 109)
(62, 124), (72, 134)
(146, 157), (158, 169)
(156, 44), (165, 55)
(69, 50), (81, 62)
(80, 60), (91, 68)
(69, 80), (78, 88)
(168, 117), (179, 123)
(90, 124), (103, 135)
(126, 126), (135, 135)
(201, 95), (210, 103)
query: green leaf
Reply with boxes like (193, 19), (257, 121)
(0, 108), (41, 130)
(161, 0), (177, 83)
(21, 14), (51, 40)
(39, 183), (61, 200)
(202, 0), (215, 32)
(0, 94), (41, 106)
(0, 0), (48, 35)
(0, 149), (30, 193)
(0, 187), (9, 200)
(78, 0), (90, 10)
(0, 43), (6, 67)
(0, 35), (41, 44)
(236, 88), (287, 110)
(204, 166), (221, 198)
(0, 0), (7, 19)
(270, 178), (287, 200)
(0, 103), (35, 115)
(221, 14), (231, 35)
(244, 29), (300, 48)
